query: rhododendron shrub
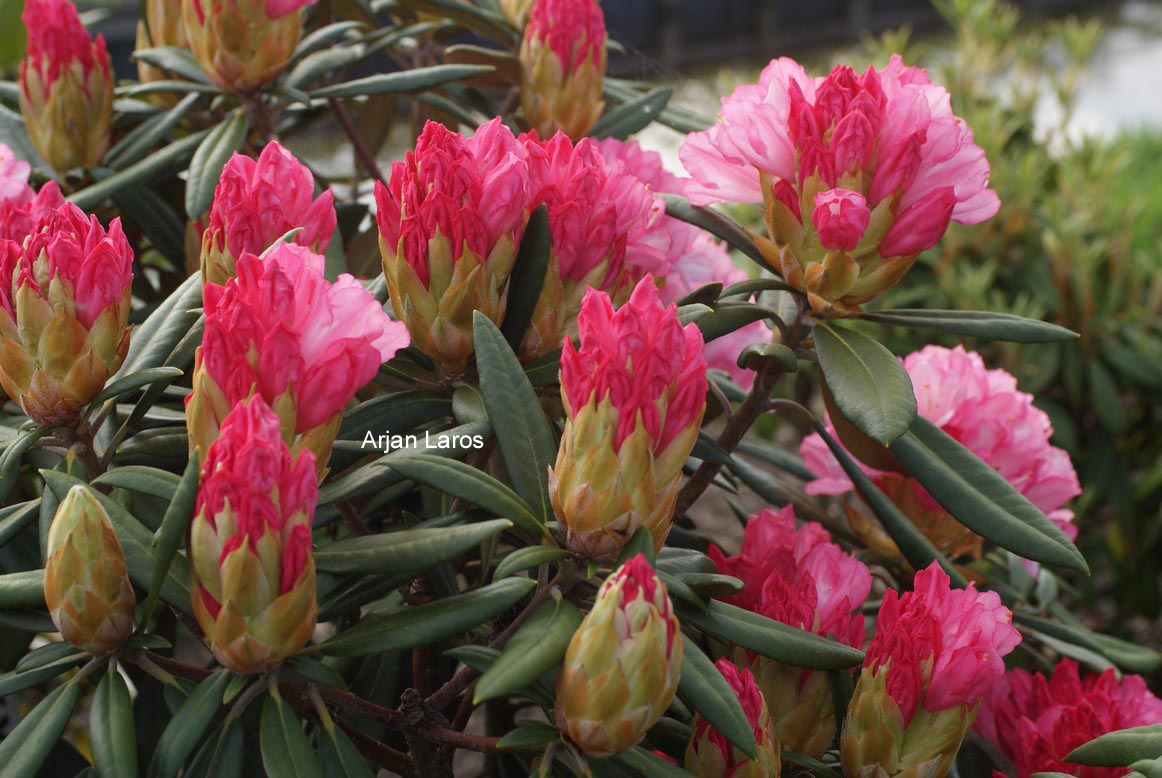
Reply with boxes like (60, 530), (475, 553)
(0, 8), (1155, 778)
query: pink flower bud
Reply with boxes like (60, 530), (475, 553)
(812, 188), (870, 252)
(200, 141), (337, 284)
(0, 200), (132, 425)
(680, 55), (1000, 314)
(0, 144), (33, 207)
(520, 0), (607, 139)
(19, 0), (114, 176)
(976, 659), (1162, 778)
(685, 659), (780, 777)
(186, 243), (409, 471)
(550, 277), (706, 559)
(374, 119), (529, 374)
(0, 181), (65, 244)
(190, 395), (318, 674)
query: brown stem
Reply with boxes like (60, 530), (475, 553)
(246, 97), (277, 142)
(314, 686), (502, 752)
(330, 98), (386, 184)
(334, 718), (412, 774)
(338, 501), (371, 536)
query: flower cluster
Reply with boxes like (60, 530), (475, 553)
(711, 506), (871, 756)
(680, 56), (999, 313)
(520, 0), (607, 139)
(685, 659), (780, 777)
(976, 659), (1162, 778)
(551, 277), (706, 559)
(802, 345), (1080, 568)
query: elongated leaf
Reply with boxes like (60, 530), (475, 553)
(260, 692), (323, 778)
(676, 573), (743, 598)
(1067, 724), (1162, 767)
(609, 747), (696, 777)
(677, 600), (863, 670)
(117, 271), (203, 378)
(318, 722), (374, 778)
(148, 671), (233, 778)
(0, 675), (82, 776)
(0, 570), (45, 610)
(309, 64), (492, 99)
(92, 670), (138, 778)
(394, 0), (515, 41)
(93, 466), (181, 502)
(889, 416), (1088, 572)
(70, 130), (209, 211)
(500, 205), (551, 348)
(186, 112), (248, 219)
(814, 322), (916, 446)
(494, 546), (568, 580)
(859, 309), (1078, 343)
(474, 599), (581, 703)
(133, 46), (211, 83)
(93, 367), (184, 405)
(15, 641), (78, 673)
(387, 454), (544, 538)
(496, 721), (560, 752)
(315, 519), (511, 575)
(0, 427), (46, 502)
(474, 312), (557, 522)
(142, 454), (201, 624)
(0, 499), (40, 549)
(321, 578), (535, 656)
(0, 654), (84, 697)
(285, 45), (369, 90)
(337, 391), (451, 441)
(696, 303), (777, 343)
(810, 422), (968, 588)
(106, 93), (201, 168)
(661, 193), (766, 267)
(591, 86), (673, 139)
(677, 635), (757, 758)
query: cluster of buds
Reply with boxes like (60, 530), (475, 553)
(711, 506), (871, 757)
(519, 0), (606, 139)
(0, 201), (133, 426)
(181, 0), (316, 94)
(685, 659), (781, 777)
(550, 278), (706, 560)
(200, 141), (336, 284)
(374, 119), (529, 375)
(841, 563), (1020, 778)
(976, 659), (1162, 778)
(190, 395), (318, 673)
(802, 345), (1080, 572)
(680, 56), (1000, 314)
(45, 486), (136, 655)
(137, 0), (191, 106)
(187, 243), (409, 473)
(556, 555), (682, 755)
(20, 0), (114, 177)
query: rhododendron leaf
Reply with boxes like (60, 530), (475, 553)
(0, 569), (46, 609)
(501, 205), (551, 348)
(691, 431), (732, 465)
(677, 302), (714, 326)
(677, 600), (864, 670)
(0, 428), (46, 503)
(309, 64), (494, 99)
(675, 573), (743, 599)
(605, 746), (696, 777)
(697, 303), (779, 343)
(117, 272), (203, 378)
(858, 308), (1078, 343)
(15, 641), (79, 674)
(185, 111), (249, 220)
(113, 185), (188, 264)
(93, 466), (182, 502)
(657, 571), (705, 611)
(260, 691), (323, 778)
(811, 420), (968, 588)
(320, 577), (535, 656)
(677, 282), (723, 307)
(318, 720), (374, 778)
(829, 667), (855, 736)
(446, 645), (556, 709)
(661, 193), (767, 268)
(141, 454), (200, 625)
(1066, 724), (1162, 767)
(496, 721), (560, 751)
(782, 751), (837, 778)
(0, 500), (40, 550)
(148, 671), (233, 778)
(70, 130), (209, 211)
(494, 546), (569, 580)
(605, 77), (714, 133)
(677, 634), (760, 759)
(134, 47), (213, 84)
(889, 416), (1089, 572)
(292, 21), (366, 62)
(92, 669), (138, 778)
(655, 548), (717, 576)
(336, 391), (452, 443)
(93, 367), (184, 406)
(737, 342), (799, 374)
(474, 599), (582, 703)
(721, 278), (796, 298)
(617, 527), (657, 567)
(398, 0), (516, 41)
(106, 93), (202, 168)
(285, 46), (370, 90)
(1089, 631), (1162, 675)
(452, 385), (489, 424)
(314, 519), (512, 575)
(0, 674), (82, 777)
(814, 322), (917, 446)
(0, 653), (83, 697)
(592, 86), (673, 140)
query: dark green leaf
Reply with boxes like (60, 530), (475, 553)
(858, 309), (1078, 343)
(474, 599), (581, 703)
(696, 303), (778, 343)
(616, 527), (657, 567)
(677, 634), (758, 759)
(0, 675), (83, 776)
(93, 467), (181, 502)
(260, 692), (323, 778)
(142, 454), (201, 624)
(737, 343), (798, 374)
(0, 655), (84, 697)
(0, 570), (45, 610)
(116, 270), (203, 378)
(591, 86), (673, 139)
(309, 64), (493, 99)
(813, 322), (917, 446)
(889, 416), (1088, 572)
(0, 427), (46, 503)
(69, 130), (209, 211)
(661, 193), (766, 267)
(148, 671), (233, 778)
(500, 205), (551, 348)
(0, 500), (41, 549)
(318, 721), (373, 778)
(675, 573), (743, 598)
(494, 546), (568, 580)
(93, 367), (184, 406)
(185, 111), (248, 219)
(496, 721), (559, 752)
(105, 93), (201, 168)
(337, 391), (451, 442)
(314, 519), (512, 575)
(133, 47), (211, 83)
(1066, 724), (1162, 767)
(92, 670), (138, 778)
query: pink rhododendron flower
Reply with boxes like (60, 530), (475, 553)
(976, 659), (1162, 778)
(0, 181), (65, 245)
(190, 394), (318, 674)
(187, 243), (410, 468)
(801, 345), (1080, 565)
(521, 0), (606, 138)
(680, 56), (999, 313)
(0, 144), (33, 207)
(200, 140), (336, 284)
(686, 659), (780, 777)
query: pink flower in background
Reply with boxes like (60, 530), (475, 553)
(685, 659), (780, 777)
(679, 56), (999, 313)
(0, 144), (32, 206)
(525, 0), (604, 72)
(801, 345), (1080, 564)
(975, 659), (1162, 778)
(201, 140), (336, 284)
(865, 563), (1020, 726)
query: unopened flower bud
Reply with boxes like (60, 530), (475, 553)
(520, 0), (606, 139)
(45, 486), (135, 654)
(685, 659), (781, 778)
(557, 555), (683, 756)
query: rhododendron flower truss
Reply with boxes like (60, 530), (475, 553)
(519, 131), (670, 360)
(802, 345), (1080, 571)
(680, 55), (1000, 314)
(550, 277), (706, 560)
(520, 0), (607, 139)
(711, 506), (871, 757)
(685, 659), (780, 777)
(186, 243), (409, 473)
(200, 140), (336, 285)
(842, 563), (1020, 778)
(375, 118), (529, 374)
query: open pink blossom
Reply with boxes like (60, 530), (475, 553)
(865, 562), (1020, 726)
(0, 180), (65, 245)
(975, 659), (1162, 778)
(0, 144), (33, 207)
